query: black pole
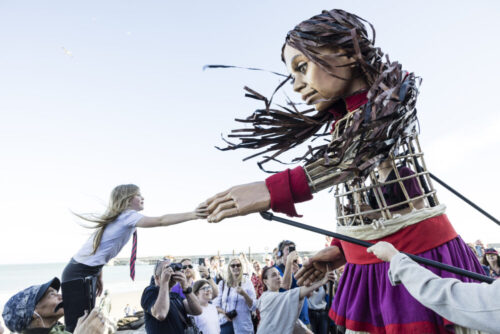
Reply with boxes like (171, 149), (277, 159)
(260, 211), (494, 284)
(430, 172), (499, 226)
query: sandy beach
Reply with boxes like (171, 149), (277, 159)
(100, 289), (144, 322)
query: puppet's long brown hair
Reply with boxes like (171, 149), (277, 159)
(217, 9), (417, 174)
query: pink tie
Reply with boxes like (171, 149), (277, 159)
(130, 231), (137, 280)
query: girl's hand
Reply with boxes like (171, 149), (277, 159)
(205, 181), (270, 223)
(194, 203), (209, 219)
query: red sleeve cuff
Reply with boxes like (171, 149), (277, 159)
(265, 166), (312, 217)
(289, 166), (313, 203)
(330, 238), (342, 249)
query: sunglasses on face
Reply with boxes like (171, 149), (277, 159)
(200, 286), (212, 292)
(230, 263), (242, 268)
(182, 265), (193, 270)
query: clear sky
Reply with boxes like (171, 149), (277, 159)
(0, 0), (499, 264)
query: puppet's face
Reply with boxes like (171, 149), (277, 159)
(283, 44), (366, 112)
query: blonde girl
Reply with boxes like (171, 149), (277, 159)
(61, 184), (206, 331)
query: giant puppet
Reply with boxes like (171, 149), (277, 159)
(205, 9), (485, 334)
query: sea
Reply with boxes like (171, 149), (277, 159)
(0, 262), (155, 309)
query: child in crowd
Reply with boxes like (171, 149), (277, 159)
(61, 184), (206, 332)
(193, 280), (220, 334)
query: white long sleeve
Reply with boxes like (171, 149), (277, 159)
(388, 253), (500, 334)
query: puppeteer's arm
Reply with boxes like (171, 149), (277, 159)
(368, 241), (500, 334)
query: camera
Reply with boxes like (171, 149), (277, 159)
(288, 245), (296, 253)
(168, 263), (183, 272)
(226, 310), (238, 319)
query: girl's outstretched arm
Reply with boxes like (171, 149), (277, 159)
(136, 204), (207, 228)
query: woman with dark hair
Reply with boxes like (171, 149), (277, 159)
(482, 248), (500, 279)
(204, 9), (485, 334)
(256, 266), (335, 334)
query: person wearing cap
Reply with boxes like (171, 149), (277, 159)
(481, 248), (500, 279)
(367, 241), (500, 334)
(2, 278), (112, 334)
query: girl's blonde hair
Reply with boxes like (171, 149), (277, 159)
(77, 184), (140, 254)
(226, 257), (243, 287)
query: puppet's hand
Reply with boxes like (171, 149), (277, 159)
(205, 181), (271, 223)
(295, 246), (345, 286)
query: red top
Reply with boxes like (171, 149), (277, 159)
(333, 214), (457, 264)
(265, 91), (368, 216)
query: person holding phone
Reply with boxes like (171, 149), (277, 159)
(170, 259), (197, 298)
(61, 184), (207, 332)
(198, 264), (220, 298)
(273, 240), (309, 326)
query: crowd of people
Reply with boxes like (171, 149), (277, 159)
(139, 239), (345, 334)
(2, 237), (498, 334)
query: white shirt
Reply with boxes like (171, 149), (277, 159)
(73, 210), (143, 266)
(308, 286), (326, 310)
(256, 288), (308, 334)
(193, 303), (220, 334)
(389, 253), (500, 334)
(213, 277), (256, 334)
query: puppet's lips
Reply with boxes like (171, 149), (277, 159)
(302, 91), (317, 103)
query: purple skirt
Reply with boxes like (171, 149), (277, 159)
(330, 236), (485, 333)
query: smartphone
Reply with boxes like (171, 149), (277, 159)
(288, 245), (296, 253)
(198, 258), (205, 266)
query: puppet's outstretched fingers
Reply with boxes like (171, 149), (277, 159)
(205, 189), (230, 207)
(207, 193), (231, 213)
(208, 208), (239, 223)
(210, 200), (234, 217)
(296, 266), (316, 286)
(305, 269), (325, 286)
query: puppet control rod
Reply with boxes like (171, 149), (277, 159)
(260, 211), (494, 284)
(429, 173), (500, 226)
